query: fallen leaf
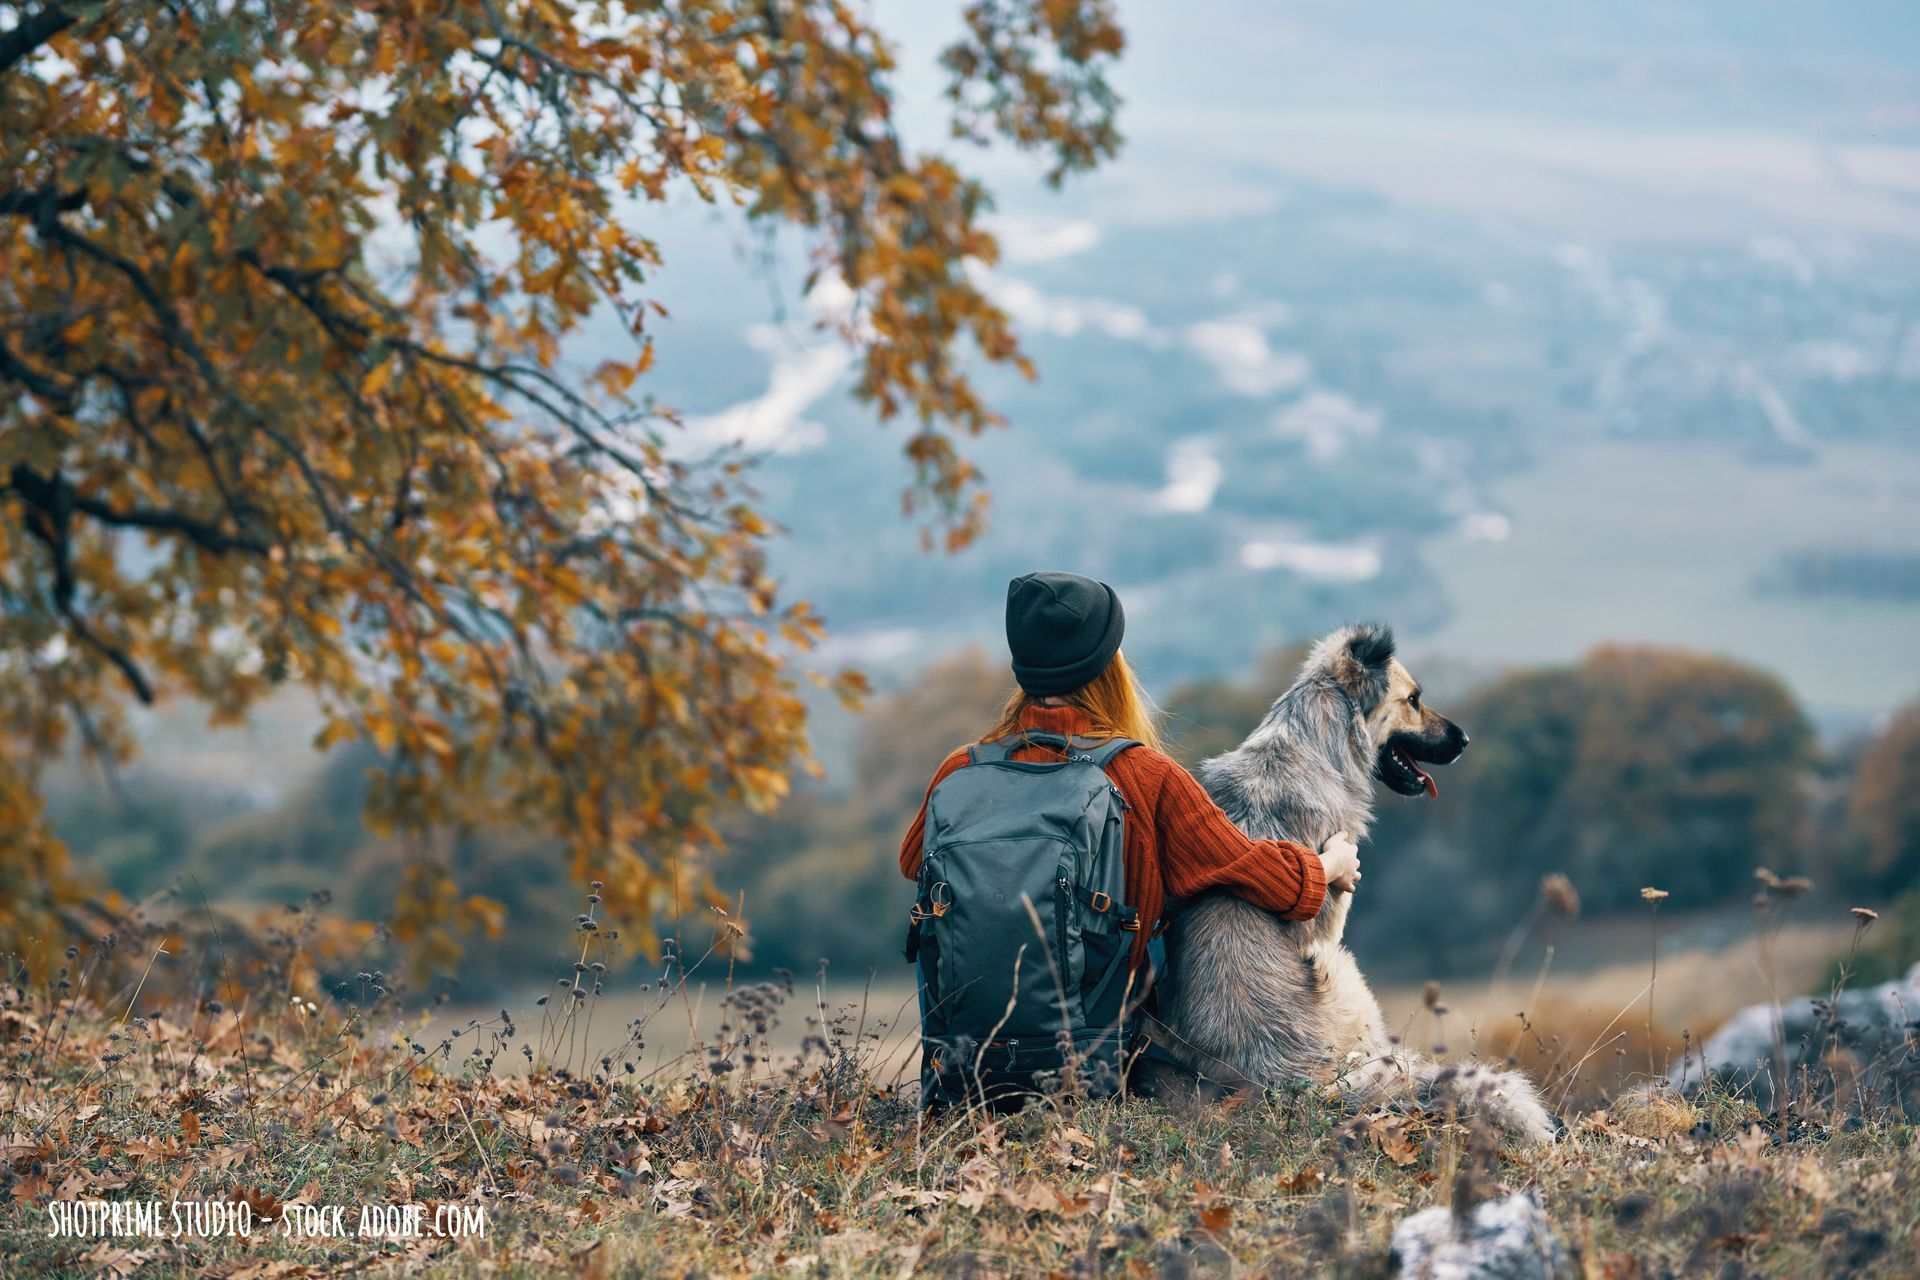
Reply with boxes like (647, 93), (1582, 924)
(1002, 1181), (1065, 1215)
(234, 1185), (284, 1222)
(1277, 1167), (1324, 1194)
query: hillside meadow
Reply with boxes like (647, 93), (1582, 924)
(3, 892), (1913, 1279)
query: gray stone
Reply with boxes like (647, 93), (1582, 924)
(1680, 961), (1919, 1112)
(1389, 1193), (1572, 1280)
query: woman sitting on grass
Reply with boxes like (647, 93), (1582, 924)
(898, 570), (1357, 1108)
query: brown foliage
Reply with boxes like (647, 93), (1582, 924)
(0, 0), (1124, 962)
(1442, 644), (1816, 915)
(1851, 698), (1920, 888)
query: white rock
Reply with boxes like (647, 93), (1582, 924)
(1683, 961), (1920, 1110)
(1389, 1193), (1572, 1280)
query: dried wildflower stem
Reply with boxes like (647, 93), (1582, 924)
(1488, 897), (1546, 1002)
(118, 943), (170, 1026)
(1648, 910), (1658, 1079)
(1640, 888), (1669, 1083)
(1831, 910), (1877, 1006)
(1552, 978), (1656, 1109)
(1504, 944), (1556, 1064)
(1751, 881), (1790, 1135)
(454, 1094), (497, 1192)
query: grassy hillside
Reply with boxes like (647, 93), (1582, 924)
(3, 900), (1914, 1279)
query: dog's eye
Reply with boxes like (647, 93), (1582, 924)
(1408, 690), (1421, 710)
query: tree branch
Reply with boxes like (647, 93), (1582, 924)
(68, 490), (267, 554)
(0, 2), (77, 78)
(7, 464), (266, 555)
(2, 464), (158, 704)
(0, 185), (88, 218)
(59, 603), (156, 705)
(0, 332), (70, 401)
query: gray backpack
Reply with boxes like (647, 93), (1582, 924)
(904, 731), (1145, 1109)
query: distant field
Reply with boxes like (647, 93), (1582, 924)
(425, 910), (1852, 1104)
(1376, 918), (1853, 1103)
(424, 976), (925, 1085)
(1417, 441), (1920, 720)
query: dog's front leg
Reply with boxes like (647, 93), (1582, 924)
(1305, 881), (1354, 956)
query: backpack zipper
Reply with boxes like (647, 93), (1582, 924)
(1054, 874), (1074, 987)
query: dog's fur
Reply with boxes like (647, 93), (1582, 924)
(1143, 624), (1557, 1146)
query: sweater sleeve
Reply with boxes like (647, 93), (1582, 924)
(1147, 755), (1328, 920)
(899, 747), (971, 880)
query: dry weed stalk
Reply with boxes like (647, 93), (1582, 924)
(1640, 887), (1668, 1082)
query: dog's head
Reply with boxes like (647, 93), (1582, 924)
(1325, 623), (1468, 797)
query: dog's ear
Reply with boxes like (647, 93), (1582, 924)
(1345, 623), (1395, 671)
(1330, 623), (1395, 706)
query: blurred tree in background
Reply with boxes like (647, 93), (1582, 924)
(1846, 697), (1920, 983)
(1438, 646), (1816, 913)
(0, 0), (1124, 965)
(1853, 698), (1920, 890)
(1350, 646), (1819, 974)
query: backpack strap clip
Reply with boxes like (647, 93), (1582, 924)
(1074, 883), (1139, 928)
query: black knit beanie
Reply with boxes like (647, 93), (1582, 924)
(1005, 571), (1125, 696)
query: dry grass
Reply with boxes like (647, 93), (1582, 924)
(1376, 915), (1856, 1108)
(2, 895), (1915, 1279)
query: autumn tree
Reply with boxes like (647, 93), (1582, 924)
(1440, 645), (1816, 914)
(1852, 697), (1920, 890)
(0, 0), (1123, 964)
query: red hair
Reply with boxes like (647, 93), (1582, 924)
(982, 651), (1165, 753)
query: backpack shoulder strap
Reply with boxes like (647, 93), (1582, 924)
(1081, 736), (1140, 768)
(965, 740), (1012, 765)
(968, 730), (1075, 764)
(966, 732), (1137, 767)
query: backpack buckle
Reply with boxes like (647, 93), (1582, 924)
(1088, 891), (1112, 913)
(910, 883), (951, 926)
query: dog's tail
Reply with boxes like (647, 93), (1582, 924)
(1348, 1055), (1559, 1147)
(1415, 1060), (1560, 1146)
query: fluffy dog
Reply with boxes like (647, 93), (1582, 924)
(1144, 624), (1557, 1146)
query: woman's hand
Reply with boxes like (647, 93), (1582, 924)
(1319, 830), (1361, 894)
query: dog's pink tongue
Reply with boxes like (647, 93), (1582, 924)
(1415, 763), (1438, 798)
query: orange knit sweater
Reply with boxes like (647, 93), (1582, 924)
(899, 703), (1327, 968)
